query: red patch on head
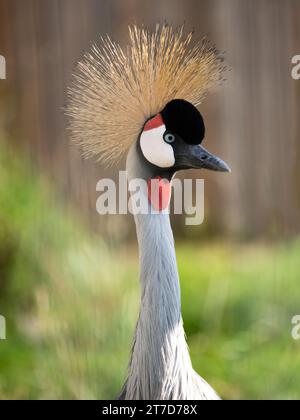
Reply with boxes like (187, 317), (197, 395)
(143, 114), (164, 132)
(147, 177), (171, 211)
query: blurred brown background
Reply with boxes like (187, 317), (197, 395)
(0, 0), (300, 239)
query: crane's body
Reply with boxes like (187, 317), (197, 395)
(118, 139), (226, 400)
(120, 150), (220, 399)
(67, 24), (230, 401)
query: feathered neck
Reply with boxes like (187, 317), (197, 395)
(120, 146), (220, 400)
(121, 147), (193, 400)
(124, 211), (194, 400)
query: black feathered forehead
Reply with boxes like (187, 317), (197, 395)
(161, 99), (205, 145)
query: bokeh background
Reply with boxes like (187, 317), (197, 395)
(0, 0), (300, 400)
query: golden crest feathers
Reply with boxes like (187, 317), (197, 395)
(66, 24), (226, 165)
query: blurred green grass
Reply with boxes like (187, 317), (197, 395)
(0, 142), (300, 400)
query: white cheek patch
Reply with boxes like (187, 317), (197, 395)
(140, 125), (175, 168)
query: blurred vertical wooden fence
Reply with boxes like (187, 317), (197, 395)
(0, 0), (299, 239)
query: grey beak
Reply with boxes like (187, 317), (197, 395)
(191, 145), (231, 172)
(175, 144), (231, 173)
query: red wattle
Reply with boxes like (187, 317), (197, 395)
(147, 177), (171, 211)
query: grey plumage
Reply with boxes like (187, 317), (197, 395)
(120, 145), (220, 400)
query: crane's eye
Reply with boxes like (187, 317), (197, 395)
(163, 132), (176, 144)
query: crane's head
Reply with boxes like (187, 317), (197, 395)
(67, 24), (230, 189)
(138, 99), (230, 178)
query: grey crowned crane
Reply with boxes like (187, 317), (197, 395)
(67, 24), (230, 400)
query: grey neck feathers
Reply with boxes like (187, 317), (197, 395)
(125, 212), (194, 400)
(122, 144), (219, 400)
